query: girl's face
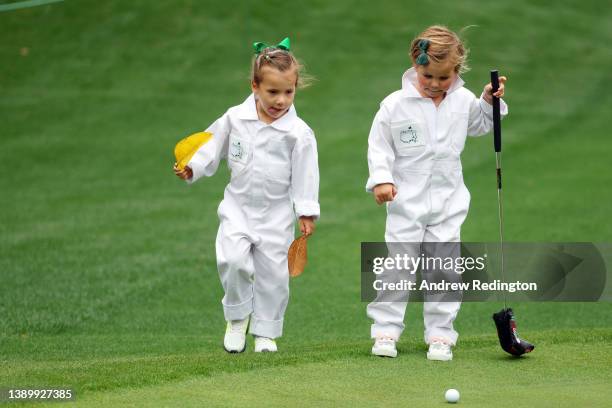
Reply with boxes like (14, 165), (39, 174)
(414, 59), (457, 100)
(251, 66), (297, 124)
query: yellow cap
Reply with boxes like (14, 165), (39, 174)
(174, 132), (213, 170)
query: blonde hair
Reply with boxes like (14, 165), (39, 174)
(410, 25), (470, 74)
(251, 47), (312, 89)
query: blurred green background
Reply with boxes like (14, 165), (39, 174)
(1, 0), (611, 406)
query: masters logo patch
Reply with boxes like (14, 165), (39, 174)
(391, 120), (425, 154)
(399, 126), (418, 144)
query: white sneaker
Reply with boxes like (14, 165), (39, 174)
(427, 338), (453, 361)
(223, 317), (249, 353)
(254, 336), (277, 352)
(372, 334), (397, 358)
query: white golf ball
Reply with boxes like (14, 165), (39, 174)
(445, 388), (460, 403)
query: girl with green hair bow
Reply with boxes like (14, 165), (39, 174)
(174, 36), (319, 354)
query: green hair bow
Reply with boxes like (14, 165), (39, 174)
(415, 39), (430, 65)
(253, 37), (291, 55)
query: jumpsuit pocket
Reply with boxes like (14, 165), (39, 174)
(390, 119), (427, 156)
(265, 161), (291, 200)
(450, 112), (469, 154)
(227, 133), (250, 176)
(266, 135), (292, 162)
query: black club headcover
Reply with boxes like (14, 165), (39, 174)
(493, 308), (535, 356)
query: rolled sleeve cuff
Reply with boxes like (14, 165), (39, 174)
(479, 93), (509, 117)
(294, 200), (320, 220)
(186, 155), (213, 184)
(366, 171), (395, 193)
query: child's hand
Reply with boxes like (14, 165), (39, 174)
(373, 183), (397, 205)
(483, 76), (507, 105)
(299, 216), (315, 237)
(174, 164), (193, 181)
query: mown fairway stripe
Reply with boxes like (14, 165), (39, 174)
(0, 0), (64, 13)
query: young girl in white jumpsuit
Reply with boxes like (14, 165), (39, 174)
(174, 38), (320, 353)
(366, 26), (508, 359)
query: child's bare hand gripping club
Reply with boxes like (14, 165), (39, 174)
(483, 76), (507, 104)
(373, 183), (397, 205)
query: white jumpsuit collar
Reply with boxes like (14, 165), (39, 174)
(236, 93), (298, 132)
(400, 67), (465, 99)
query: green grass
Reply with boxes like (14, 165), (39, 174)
(4, 329), (612, 407)
(62, 336), (612, 408)
(1, 0), (612, 406)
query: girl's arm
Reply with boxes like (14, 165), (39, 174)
(467, 78), (508, 137)
(186, 112), (231, 183)
(366, 105), (396, 193)
(291, 129), (320, 222)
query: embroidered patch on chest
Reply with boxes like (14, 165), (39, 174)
(393, 123), (424, 146)
(390, 120), (426, 154)
(399, 125), (419, 144)
(229, 138), (249, 164)
(230, 140), (243, 159)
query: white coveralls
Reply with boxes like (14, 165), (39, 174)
(188, 94), (320, 339)
(366, 68), (508, 345)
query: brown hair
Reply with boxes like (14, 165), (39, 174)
(251, 47), (312, 88)
(410, 25), (470, 74)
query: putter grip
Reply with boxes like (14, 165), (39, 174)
(491, 70), (501, 152)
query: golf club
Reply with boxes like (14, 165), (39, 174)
(490, 70), (535, 356)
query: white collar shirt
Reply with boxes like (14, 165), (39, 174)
(366, 67), (508, 191)
(188, 94), (320, 219)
